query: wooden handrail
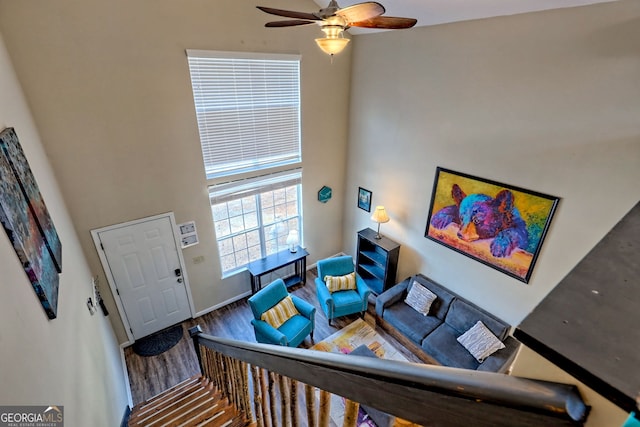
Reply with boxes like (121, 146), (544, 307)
(189, 326), (589, 426)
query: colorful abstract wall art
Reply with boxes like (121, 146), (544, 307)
(0, 127), (61, 318)
(425, 167), (559, 283)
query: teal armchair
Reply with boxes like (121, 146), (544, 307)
(315, 255), (371, 325)
(248, 279), (315, 347)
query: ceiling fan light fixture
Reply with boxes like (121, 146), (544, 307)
(315, 37), (350, 55)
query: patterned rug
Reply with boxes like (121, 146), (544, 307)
(312, 318), (408, 362)
(311, 319), (407, 426)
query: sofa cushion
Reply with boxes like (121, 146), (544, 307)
(445, 299), (508, 341)
(404, 281), (437, 315)
(383, 303), (442, 345)
(408, 276), (456, 320)
(421, 323), (480, 370)
(457, 321), (506, 362)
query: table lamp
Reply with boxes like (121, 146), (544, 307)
(371, 206), (390, 239)
(286, 230), (299, 252)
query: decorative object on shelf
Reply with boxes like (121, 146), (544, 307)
(178, 220), (199, 248)
(355, 228), (400, 295)
(256, 1), (417, 58)
(425, 167), (559, 284)
(318, 185), (332, 203)
(357, 187), (372, 212)
(286, 230), (299, 253)
(370, 205), (390, 239)
(0, 127), (61, 319)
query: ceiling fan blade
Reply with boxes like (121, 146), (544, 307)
(335, 2), (385, 24)
(350, 16), (417, 29)
(265, 20), (315, 28)
(256, 6), (320, 21)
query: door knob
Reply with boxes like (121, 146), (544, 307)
(174, 268), (182, 277)
(177, 278), (183, 283)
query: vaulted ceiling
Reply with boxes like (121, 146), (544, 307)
(312, 0), (619, 33)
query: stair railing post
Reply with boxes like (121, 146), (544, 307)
(188, 325), (205, 375)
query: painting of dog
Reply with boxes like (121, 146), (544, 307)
(425, 167), (559, 283)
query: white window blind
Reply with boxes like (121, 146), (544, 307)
(187, 50), (302, 179)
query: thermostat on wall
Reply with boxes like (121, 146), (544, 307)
(178, 221), (199, 248)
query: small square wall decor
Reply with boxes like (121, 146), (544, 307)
(425, 167), (559, 283)
(358, 187), (372, 212)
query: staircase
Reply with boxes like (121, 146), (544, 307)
(128, 326), (589, 427)
(128, 375), (253, 427)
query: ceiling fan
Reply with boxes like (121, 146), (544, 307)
(257, 1), (417, 56)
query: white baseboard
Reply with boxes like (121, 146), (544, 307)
(119, 342), (134, 408)
(193, 290), (253, 318)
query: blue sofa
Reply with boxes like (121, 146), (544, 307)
(376, 274), (520, 372)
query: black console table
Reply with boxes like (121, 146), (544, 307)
(247, 246), (309, 294)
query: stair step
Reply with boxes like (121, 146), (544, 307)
(132, 375), (203, 412)
(156, 394), (223, 426)
(130, 378), (212, 422)
(128, 375), (251, 427)
(130, 387), (217, 425)
(194, 405), (240, 427)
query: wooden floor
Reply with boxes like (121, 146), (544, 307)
(124, 269), (422, 405)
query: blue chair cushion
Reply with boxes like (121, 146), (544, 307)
(279, 314), (313, 348)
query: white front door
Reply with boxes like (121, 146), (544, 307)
(93, 214), (192, 340)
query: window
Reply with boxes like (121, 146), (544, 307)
(186, 50), (301, 179)
(210, 170), (302, 275)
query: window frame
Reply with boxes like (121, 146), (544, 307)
(209, 169), (303, 278)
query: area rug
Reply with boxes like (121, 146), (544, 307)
(311, 318), (408, 362)
(311, 319), (407, 426)
(132, 324), (184, 357)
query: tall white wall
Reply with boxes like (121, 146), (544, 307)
(345, 0), (640, 326)
(345, 2), (639, 424)
(0, 32), (128, 426)
(0, 0), (352, 343)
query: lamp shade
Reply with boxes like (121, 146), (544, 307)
(286, 230), (299, 252)
(315, 37), (350, 55)
(371, 206), (390, 224)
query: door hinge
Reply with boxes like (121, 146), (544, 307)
(116, 288), (120, 296)
(130, 328), (133, 335)
(100, 242), (104, 250)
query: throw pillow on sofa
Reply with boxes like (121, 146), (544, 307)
(457, 320), (505, 362)
(324, 272), (357, 293)
(405, 281), (438, 316)
(261, 296), (300, 329)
